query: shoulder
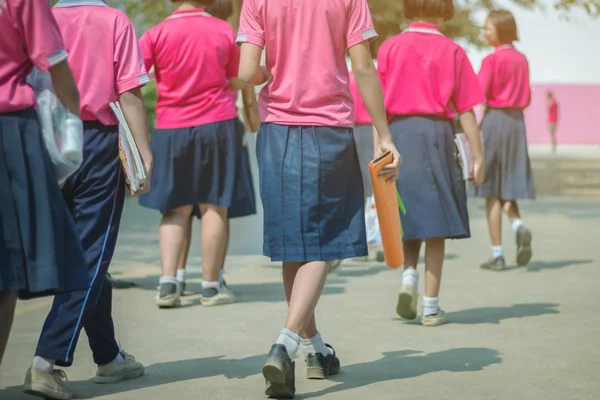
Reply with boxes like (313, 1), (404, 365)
(378, 34), (403, 54)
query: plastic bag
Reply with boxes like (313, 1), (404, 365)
(27, 68), (83, 185)
(365, 195), (382, 247)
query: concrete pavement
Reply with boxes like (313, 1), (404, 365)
(1, 196), (599, 399)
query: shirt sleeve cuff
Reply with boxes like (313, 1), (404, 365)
(236, 32), (265, 48)
(117, 74), (150, 94)
(454, 97), (486, 114)
(35, 49), (69, 72)
(347, 28), (378, 48)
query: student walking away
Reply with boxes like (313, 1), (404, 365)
(175, 0), (258, 298)
(546, 91), (559, 154)
(0, 0), (88, 368)
(138, 0), (248, 308)
(377, 0), (485, 326)
(25, 1), (153, 398)
(237, 0), (401, 397)
(472, 9), (535, 271)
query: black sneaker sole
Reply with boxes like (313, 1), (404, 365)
(262, 360), (294, 398)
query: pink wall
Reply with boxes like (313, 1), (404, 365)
(523, 85), (600, 144)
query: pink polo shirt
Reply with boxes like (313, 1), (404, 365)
(349, 72), (371, 125)
(0, 0), (68, 113)
(236, 0), (378, 127)
(478, 45), (531, 109)
(53, 1), (148, 125)
(139, 9), (239, 129)
(548, 99), (558, 123)
(377, 22), (485, 120)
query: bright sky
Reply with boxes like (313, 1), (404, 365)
(464, 2), (600, 84)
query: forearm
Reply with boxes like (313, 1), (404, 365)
(242, 86), (260, 132)
(49, 61), (80, 116)
(353, 67), (392, 142)
(119, 88), (153, 164)
(459, 110), (484, 163)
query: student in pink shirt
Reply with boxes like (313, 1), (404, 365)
(175, 0), (258, 296)
(378, 0), (485, 327)
(237, 0), (401, 397)
(0, 0), (87, 369)
(25, 1), (153, 398)
(471, 9), (535, 272)
(138, 0), (248, 309)
(547, 90), (559, 154)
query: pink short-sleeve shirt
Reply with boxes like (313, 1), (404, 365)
(349, 72), (371, 125)
(478, 45), (531, 109)
(0, 0), (68, 113)
(139, 9), (239, 129)
(548, 99), (558, 123)
(52, 0), (149, 125)
(377, 22), (485, 120)
(236, 0), (378, 127)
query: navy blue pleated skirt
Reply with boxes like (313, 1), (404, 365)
(139, 118), (250, 212)
(257, 123), (368, 262)
(354, 124), (374, 199)
(191, 118), (256, 220)
(391, 116), (470, 241)
(0, 109), (88, 299)
(469, 108), (536, 200)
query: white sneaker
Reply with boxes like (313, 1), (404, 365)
(23, 368), (73, 400)
(200, 280), (236, 306)
(396, 285), (418, 320)
(95, 350), (145, 384)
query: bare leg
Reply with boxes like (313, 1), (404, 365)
(0, 291), (18, 366)
(486, 196), (503, 246)
(199, 205), (228, 283)
(502, 200), (521, 223)
(284, 261), (329, 334)
(222, 220), (231, 272)
(159, 205), (194, 278)
(177, 215), (193, 272)
(424, 238), (445, 298)
(403, 239), (423, 270)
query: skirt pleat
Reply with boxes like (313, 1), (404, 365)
(0, 109), (88, 298)
(391, 116), (470, 241)
(257, 123), (367, 262)
(353, 124), (374, 199)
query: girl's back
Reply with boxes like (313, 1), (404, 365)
(237, 0), (377, 127)
(140, 10), (239, 129)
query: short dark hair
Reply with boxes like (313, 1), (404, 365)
(403, 0), (454, 21)
(206, 0), (233, 21)
(486, 9), (519, 43)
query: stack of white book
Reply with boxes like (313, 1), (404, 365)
(109, 102), (147, 194)
(454, 133), (474, 181)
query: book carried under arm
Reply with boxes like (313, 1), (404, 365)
(109, 102), (147, 194)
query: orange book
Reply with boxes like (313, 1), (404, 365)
(369, 151), (404, 268)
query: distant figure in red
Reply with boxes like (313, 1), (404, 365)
(546, 91), (559, 154)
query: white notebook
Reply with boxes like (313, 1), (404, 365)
(454, 133), (474, 181)
(109, 102), (146, 193)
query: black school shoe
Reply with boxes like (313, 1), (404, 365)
(262, 344), (296, 398)
(306, 344), (340, 380)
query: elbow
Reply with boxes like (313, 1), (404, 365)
(352, 64), (377, 80)
(237, 67), (256, 85)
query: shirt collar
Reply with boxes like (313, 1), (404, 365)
(55, 0), (107, 8)
(409, 22), (441, 32)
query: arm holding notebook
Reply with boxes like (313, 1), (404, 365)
(120, 88), (153, 195)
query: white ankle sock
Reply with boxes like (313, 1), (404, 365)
(32, 356), (55, 374)
(423, 296), (439, 316)
(512, 219), (524, 233)
(159, 276), (178, 285)
(402, 268), (418, 288)
(275, 329), (301, 359)
(176, 269), (186, 282)
(202, 280), (219, 289)
(110, 352), (124, 364)
(491, 246), (503, 259)
(301, 332), (329, 357)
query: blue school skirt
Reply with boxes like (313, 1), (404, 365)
(191, 118), (256, 220)
(469, 108), (536, 200)
(257, 123), (368, 262)
(354, 124), (374, 198)
(390, 116), (470, 241)
(0, 109), (88, 299)
(139, 118), (247, 212)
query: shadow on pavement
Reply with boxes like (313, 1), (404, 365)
(0, 354), (264, 399)
(301, 348), (502, 399)
(447, 303), (560, 325)
(525, 259), (593, 272)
